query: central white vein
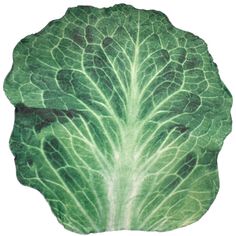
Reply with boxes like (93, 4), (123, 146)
(107, 11), (142, 230)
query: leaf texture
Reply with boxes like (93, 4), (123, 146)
(4, 4), (232, 234)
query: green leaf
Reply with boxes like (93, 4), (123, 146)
(4, 4), (232, 234)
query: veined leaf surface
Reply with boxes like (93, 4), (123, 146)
(4, 4), (232, 234)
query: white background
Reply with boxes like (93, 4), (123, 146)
(0, 0), (235, 235)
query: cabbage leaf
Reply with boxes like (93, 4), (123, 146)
(4, 4), (232, 234)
